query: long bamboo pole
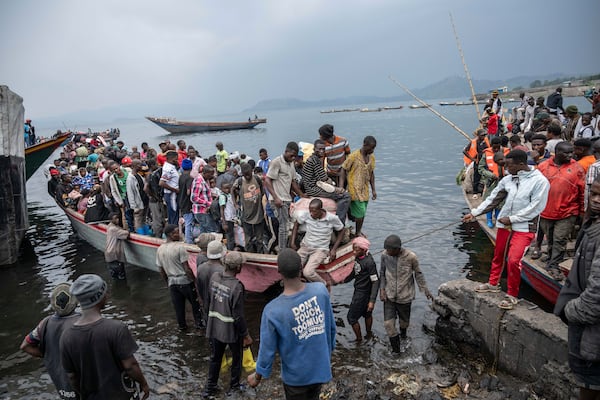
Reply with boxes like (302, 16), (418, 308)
(388, 75), (472, 140)
(449, 12), (481, 120)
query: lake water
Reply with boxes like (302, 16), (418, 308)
(0, 96), (593, 398)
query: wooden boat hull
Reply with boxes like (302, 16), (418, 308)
(25, 133), (71, 180)
(62, 205), (354, 293)
(463, 189), (562, 304)
(146, 117), (267, 134)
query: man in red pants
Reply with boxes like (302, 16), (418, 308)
(462, 150), (550, 309)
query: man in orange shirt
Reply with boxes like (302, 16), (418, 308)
(319, 124), (351, 185)
(537, 142), (585, 277)
(574, 138), (596, 174)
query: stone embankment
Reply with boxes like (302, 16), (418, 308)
(433, 279), (579, 400)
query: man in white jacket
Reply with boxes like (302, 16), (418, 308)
(462, 150), (550, 309)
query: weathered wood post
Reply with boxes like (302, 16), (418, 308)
(0, 85), (28, 265)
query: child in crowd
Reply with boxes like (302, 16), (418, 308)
(380, 234), (433, 353)
(105, 212), (130, 280)
(345, 237), (379, 342)
(219, 182), (237, 250)
(67, 184), (82, 209)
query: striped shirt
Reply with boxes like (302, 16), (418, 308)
(324, 135), (351, 176)
(302, 154), (328, 197)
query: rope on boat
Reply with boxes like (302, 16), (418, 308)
(368, 220), (460, 256)
(388, 76), (472, 141)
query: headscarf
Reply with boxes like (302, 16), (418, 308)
(352, 236), (370, 251)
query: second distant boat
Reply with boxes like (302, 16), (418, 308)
(146, 116), (267, 134)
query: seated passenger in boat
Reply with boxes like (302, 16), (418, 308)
(301, 139), (350, 224)
(290, 198), (344, 288)
(85, 184), (110, 223)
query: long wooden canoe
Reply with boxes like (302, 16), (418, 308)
(146, 117), (267, 134)
(60, 204), (354, 293)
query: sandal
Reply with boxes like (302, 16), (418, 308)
(475, 283), (501, 293)
(530, 248), (542, 259)
(498, 295), (518, 310)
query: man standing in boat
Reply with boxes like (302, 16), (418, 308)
(462, 149), (550, 310)
(215, 142), (229, 176)
(264, 142), (305, 250)
(319, 124), (351, 186)
(160, 151), (180, 225)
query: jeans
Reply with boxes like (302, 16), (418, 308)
(183, 212), (195, 244)
(206, 337), (243, 392)
(149, 200), (165, 238)
(540, 216), (577, 270)
(242, 221), (265, 253)
(194, 212), (219, 233)
(272, 201), (291, 250)
(168, 282), (203, 329)
(163, 192), (179, 225)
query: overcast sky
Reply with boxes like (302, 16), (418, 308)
(1, 0), (598, 118)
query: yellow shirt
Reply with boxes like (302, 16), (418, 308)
(342, 149), (375, 202)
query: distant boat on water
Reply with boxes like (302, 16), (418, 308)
(360, 107), (382, 112)
(146, 116), (267, 134)
(320, 108), (360, 114)
(382, 105), (404, 110)
(409, 104), (430, 109)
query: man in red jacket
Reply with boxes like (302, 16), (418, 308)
(537, 141), (585, 277)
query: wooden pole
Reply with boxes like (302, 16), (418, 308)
(388, 75), (472, 141)
(449, 12), (481, 120)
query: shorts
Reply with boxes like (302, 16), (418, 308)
(350, 201), (368, 219)
(569, 354), (600, 390)
(347, 290), (372, 325)
(383, 301), (412, 329)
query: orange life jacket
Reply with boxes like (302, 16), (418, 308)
(463, 137), (490, 166)
(483, 147), (510, 177)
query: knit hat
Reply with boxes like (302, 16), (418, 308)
(87, 153), (99, 163)
(383, 234), (402, 250)
(565, 105), (578, 115)
(70, 274), (107, 309)
(207, 240), (226, 259)
(318, 124), (334, 139)
(181, 158), (193, 170)
(50, 283), (78, 316)
(277, 248), (302, 279)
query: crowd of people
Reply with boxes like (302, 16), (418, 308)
(462, 89), (600, 399)
(27, 122), (442, 399)
(46, 125), (378, 254)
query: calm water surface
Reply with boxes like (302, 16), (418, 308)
(0, 97), (592, 398)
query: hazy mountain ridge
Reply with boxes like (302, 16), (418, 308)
(35, 73), (588, 127)
(245, 73), (578, 112)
